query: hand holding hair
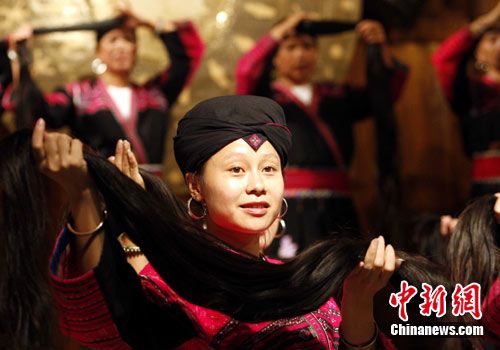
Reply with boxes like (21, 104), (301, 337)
(270, 13), (310, 41)
(340, 236), (397, 347)
(108, 139), (145, 189)
(117, 3), (176, 33)
(32, 118), (104, 273)
(31, 118), (91, 198)
(356, 20), (387, 45)
(7, 24), (33, 47)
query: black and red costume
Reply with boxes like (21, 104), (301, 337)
(0, 21), (204, 168)
(236, 35), (407, 255)
(432, 26), (500, 197)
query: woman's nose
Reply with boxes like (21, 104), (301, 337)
(246, 171), (266, 194)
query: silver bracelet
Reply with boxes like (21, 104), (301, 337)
(117, 232), (143, 255)
(66, 210), (107, 236)
(121, 245), (142, 255)
(340, 322), (379, 350)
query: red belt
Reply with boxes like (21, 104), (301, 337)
(472, 153), (500, 182)
(284, 168), (350, 195)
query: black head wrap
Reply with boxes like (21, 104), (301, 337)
(174, 95), (292, 174)
(31, 16), (125, 43)
(95, 16), (127, 43)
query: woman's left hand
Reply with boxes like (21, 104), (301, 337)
(109, 139), (145, 189)
(340, 236), (399, 346)
(118, 4), (153, 29)
(118, 4), (175, 32)
(344, 236), (396, 299)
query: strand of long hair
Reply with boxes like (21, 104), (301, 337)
(11, 41), (47, 131)
(84, 150), (457, 322)
(1, 130), (478, 349)
(447, 194), (500, 299)
(0, 130), (57, 349)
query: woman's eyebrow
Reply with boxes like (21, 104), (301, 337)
(222, 152), (247, 161)
(260, 153), (279, 160)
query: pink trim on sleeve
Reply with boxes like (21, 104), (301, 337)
(159, 21), (205, 89)
(431, 26), (476, 101)
(235, 34), (279, 95)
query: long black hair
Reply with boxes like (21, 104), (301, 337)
(82, 139), (453, 322)
(10, 41), (47, 131)
(1, 130), (475, 349)
(85, 146), (477, 349)
(447, 194), (500, 299)
(0, 129), (56, 349)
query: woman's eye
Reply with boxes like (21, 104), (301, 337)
(230, 167), (243, 174)
(263, 166), (277, 173)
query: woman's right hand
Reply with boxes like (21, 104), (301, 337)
(8, 24), (33, 47)
(33, 118), (105, 274)
(270, 13), (309, 41)
(31, 118), (91, 199)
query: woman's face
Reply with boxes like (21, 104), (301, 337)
(96, 27), (137, 75)
(273, 34), (317, 85)
(193, 139), (284, 237)
(475, 30), (500, 71)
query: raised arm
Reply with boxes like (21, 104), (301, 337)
(33, 121), (203, 348)
(236, 14), (306, 96)
(432, 2), (500, 103)
(32, 118), (104, 274)
(151, 20), (205, 106)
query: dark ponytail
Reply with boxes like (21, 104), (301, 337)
(10, 42), (47, 131)
(0, 129), (57, 349)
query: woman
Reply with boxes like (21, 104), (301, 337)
(9, 97), (462, 349)
(236, 14), (408, 256)
(432, 1), (500, 197)
(0, 7), (204, 174)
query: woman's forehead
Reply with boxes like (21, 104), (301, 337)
(281, 33), (317, 45)
(99, 27), (136, 41)
(213, 139), (280, 161)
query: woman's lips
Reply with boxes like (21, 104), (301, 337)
(240, 202), (270, 216)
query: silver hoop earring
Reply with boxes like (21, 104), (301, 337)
(187, 197), (207, 220)
(274, 219), (287, 239)
(278, 198), (288, 218)
(91, 58), (107, 75)
(474, 61), (488, 73)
